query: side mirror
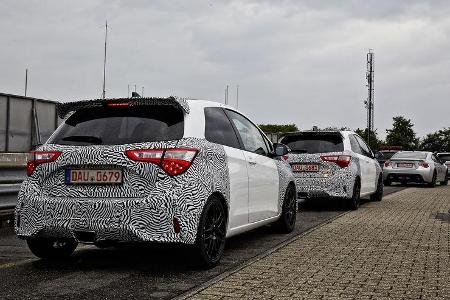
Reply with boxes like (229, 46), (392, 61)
(273, 143), (290, 156)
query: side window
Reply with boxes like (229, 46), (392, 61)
(355, 135), (373, 157)
(349, 135), (362, 155)
(204, 107), (240, 149)
(225, 110), (269, 155)
(431, 154), (438, 162)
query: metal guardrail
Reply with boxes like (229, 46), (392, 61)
(0, 166), (25, 210)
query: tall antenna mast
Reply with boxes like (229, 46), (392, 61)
(364, 49), (375, 147)
(102, 20), (108, 99)
(236, 84), (239, 109)
(24, 68), (28, 97)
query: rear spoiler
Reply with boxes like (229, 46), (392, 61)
(56, 96), (190, 119)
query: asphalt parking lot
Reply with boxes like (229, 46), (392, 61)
(0, 186), (404, 300)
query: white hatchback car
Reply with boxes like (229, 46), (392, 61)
(15, 97), (296, 268)
(280, 130), (383, 210)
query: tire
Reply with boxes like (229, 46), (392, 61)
(370, 176), (383, 202)
(27, 238), (78, 259)
(428, 172), (437, 188)
(440, 173), (448, 186)
(383, 179), (391, 186)
(273, 184), (297, 233)
(194, 195), (227, 269)
(348, 179), (361, 210)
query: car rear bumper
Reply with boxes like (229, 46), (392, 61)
(15, 195), (199, 244)
(294, 173), (354, 199)
(383, 169), (433, 183)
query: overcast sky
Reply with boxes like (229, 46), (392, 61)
(1, 0), (449, 138)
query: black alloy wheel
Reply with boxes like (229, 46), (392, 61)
(348, 180), (361, 210)
(274, 184), (297, 233)
(195, 196), (227, 268)
(27, 238), (78, 259)
(428, 172), (437, 188)
(370, 176), (384, 202)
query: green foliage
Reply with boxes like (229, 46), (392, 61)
(420, 127), (450, 152)
(385, 116), (419, 150)
(355, 128), (383, 150)
(258, 123), (298, 134)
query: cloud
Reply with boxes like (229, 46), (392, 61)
(0, 0), (449, 138)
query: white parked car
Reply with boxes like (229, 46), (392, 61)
(437, 152), (450, 176)
(280, 131), (383, 210)
(383, 151), (448, 187)
(15, 97), (296, 268)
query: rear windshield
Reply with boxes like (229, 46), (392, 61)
(280, 134), (343, 154)
(48, 106), (184, 145)
(380, 152), (396, 159)
(392, 152), (427, 160)
(437, 154), (450, 161)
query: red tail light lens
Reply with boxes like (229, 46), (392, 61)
(126, 148), (198, 176)
(320, 155), (351, 168)
(384, 160), (391, 167)
(107, 102), (129, 107)
(162, 148), (198, 176)
(27, 151), (61, 176)
(420, 161), (429, 168)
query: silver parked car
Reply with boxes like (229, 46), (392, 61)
(383, 151), (448, 187)
(437, 152), (450, 175)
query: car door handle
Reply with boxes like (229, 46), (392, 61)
(248, 160), (257, 166)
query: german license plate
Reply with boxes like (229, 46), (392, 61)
(397, 163), (413, 168)
(65, 169), (123, 184)
(291, 164), (319, 172)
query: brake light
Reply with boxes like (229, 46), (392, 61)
(420, 161), (429, 168)
(384, 160), (391, 167)
(27, 151), (61, 176)
(126, 148), (198, 176)
(320, 155), (351, 168)
(107, 102), (129, 107)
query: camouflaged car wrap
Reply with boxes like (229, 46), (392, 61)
(15, 138), (295, 245)
(15, 138), (230, 244)
(287, 152), (360, 199)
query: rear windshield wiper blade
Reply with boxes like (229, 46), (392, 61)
(61, 135), (103, 144)
(290, 149), (308, 154)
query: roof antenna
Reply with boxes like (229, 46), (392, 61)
(101, 20), (108, 99)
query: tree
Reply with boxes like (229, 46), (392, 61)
(258, 124), (298, 134)
(355, 128), (383, 150)
(385, 116), (419, 150)
(420, 127), (450, 152)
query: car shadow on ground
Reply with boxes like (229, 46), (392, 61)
(26, 222), (297, 274)
(298, 198), (359, 212)
(388, 182), (445, 188)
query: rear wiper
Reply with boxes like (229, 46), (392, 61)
(61, 135), (103, 144)
(290, 149), (308, 154)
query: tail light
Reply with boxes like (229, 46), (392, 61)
(126, 148), (198, 176)
(107, 102), (129, 107)
(320, 155), (351, 168)
(27, 151), (62, 176)
(420, 161), (429, 168)
(384, 160), (391, 168)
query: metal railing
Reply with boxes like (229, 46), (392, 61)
(0, 92), (60, 152)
